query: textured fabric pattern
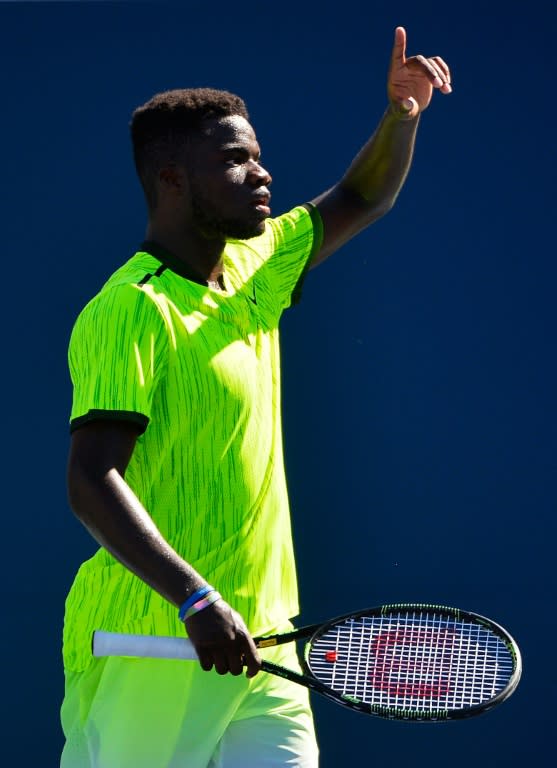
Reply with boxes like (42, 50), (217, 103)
(64, 204), (322, 672)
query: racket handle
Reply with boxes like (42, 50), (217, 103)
(92, 630), (199, 661)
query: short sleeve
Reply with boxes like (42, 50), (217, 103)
(261, 203), (323, 310)
(68, 283), (168, 433)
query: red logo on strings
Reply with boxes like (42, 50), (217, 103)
(370, 627), (455, 698)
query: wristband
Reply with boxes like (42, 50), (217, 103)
(183, 591), (222, 620)
(178, 585), (215, 622)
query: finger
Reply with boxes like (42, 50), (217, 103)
(212, 651), (230, 676)
(432, 56), (452, 93)
(426, 57), (452, 92)
(414, 54), (446, 89)
(432, 56), (451, 83)
(226, 650), (245, 677)
(242, 637), (262, 679)
(391, 26), (407, 66)
(197, 652), (214, 673)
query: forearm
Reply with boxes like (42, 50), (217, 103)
(340, 106), (420, 214)
(67, 423), (262, 676)
(68, 465), (205, 607)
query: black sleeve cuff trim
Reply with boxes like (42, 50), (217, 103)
(290, 203), (324, 306)
(70, 409), (149, 434)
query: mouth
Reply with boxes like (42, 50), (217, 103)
(250, 192), (271, 217)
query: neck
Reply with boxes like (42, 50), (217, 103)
(145, 217), (226, 284)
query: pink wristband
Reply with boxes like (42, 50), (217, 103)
(183, 590), (222, 620)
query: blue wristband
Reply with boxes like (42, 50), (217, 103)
(178, 585), (215, 622)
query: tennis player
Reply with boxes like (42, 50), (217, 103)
(61, 27), (451, 768)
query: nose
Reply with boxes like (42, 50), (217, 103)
(248, 159), (272, 187)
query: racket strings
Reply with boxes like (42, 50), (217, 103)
(307, 611), (515, 713)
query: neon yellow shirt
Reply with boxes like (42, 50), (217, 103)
(63, 204), (323, 672)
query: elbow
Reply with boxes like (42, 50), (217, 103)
(338, 182), (398, 228)
(369, 190), (399, 221)
(353, 196), (396, 232)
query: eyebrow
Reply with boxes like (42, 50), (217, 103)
(220, 143), (261, 159)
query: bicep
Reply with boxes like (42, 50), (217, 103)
(67, 420), (141, 487)
(310, 183), (383, 268)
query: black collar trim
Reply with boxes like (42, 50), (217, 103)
(139, 240), (208, 286)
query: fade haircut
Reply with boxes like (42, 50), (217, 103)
(130, 87), (249, 209)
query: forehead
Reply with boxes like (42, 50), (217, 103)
(197, 115), (258, 150)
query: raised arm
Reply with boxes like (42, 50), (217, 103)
(310, 26), (452, 267)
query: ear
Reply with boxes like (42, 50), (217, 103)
(158, 164), (188, 196)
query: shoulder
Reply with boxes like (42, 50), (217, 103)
(102, 251), (166, 291)
(256, 204), (319, 252)
(71, 256), (171, 350)
(224, 205), (319, 275)
(265, 203), (320, 236)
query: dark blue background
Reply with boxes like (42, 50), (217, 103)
(1, 1), (553, 764)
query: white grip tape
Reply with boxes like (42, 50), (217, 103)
(92, 631), (199, 661)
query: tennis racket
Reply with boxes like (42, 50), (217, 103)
(92, 602), (522, 721)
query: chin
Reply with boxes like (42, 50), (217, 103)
(222, 218), (267, 240)
(192, 202), (268, 241)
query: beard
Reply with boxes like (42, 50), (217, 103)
(189, 179), (265, 241)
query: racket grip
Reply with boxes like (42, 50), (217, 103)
(92, 631), (199, 661)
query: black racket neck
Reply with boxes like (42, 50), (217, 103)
(255, 622), (321, 648)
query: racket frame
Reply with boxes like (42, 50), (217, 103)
(259, 603), (522, 721)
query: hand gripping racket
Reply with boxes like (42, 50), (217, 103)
(92, 603), (522, 721)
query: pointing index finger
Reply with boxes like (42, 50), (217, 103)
(392, 26), (407, 66)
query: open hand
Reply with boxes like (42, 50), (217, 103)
(388, 27), (452, 119)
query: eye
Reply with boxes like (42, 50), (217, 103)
(223, 150), (248, 166)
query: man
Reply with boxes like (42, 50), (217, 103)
(61, 27), (451, 768)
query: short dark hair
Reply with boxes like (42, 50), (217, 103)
(130, 87), (249, 208)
